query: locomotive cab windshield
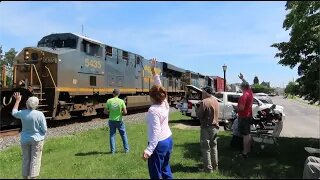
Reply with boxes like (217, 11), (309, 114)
(37, 33), (78, 49)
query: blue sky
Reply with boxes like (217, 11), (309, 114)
(0, 1), (299, 88)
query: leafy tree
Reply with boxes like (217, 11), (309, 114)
(0, 48), (17, 86)
(0, 48), (16, 67)
(261, 81), (270, 88)
(251, 84), (270, 94)
(0, 45), (3, 59)
(271, 1), (320, 103)
(251, 83), (275, 94)
(285, 81), (299, 95)
(253, 76), (259, 84)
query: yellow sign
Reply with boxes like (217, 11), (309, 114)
(85, 59), (102, 69)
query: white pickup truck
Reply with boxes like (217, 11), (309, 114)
(177, 87), (285, 128)
(176, 85), (234, 123)
(214, 92), (285, 120)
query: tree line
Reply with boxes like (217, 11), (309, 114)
(248, 75), (276, 94)
(0, 46), (17, 86)
(272, 1), (319, 103)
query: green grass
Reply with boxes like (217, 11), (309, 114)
(0, 112), (318, 179)
(287, 94), (320, 107)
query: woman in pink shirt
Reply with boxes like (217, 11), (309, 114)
(142, 58), (173, 179)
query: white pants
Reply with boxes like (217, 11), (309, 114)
(21, 140), (44, 177)
(303, 156), (320, 179)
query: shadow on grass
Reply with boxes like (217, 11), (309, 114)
(169, 119), (200, 126)
(171, 163), (199, 173)
(173, 133), (319, 178)
(75, 151), (111, 156)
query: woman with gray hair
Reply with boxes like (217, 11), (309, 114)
(12, 92), (47, 179)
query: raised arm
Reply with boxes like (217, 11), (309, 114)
(12, 92), (22, 119)
(236, 73), (249, 111)
(12, 92), (21, 111)
(150, 58), (157, 77)
(150, 58), (161, 86)
(238, 73), (248, 85)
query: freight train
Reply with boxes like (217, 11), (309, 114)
(0, 33), (214, 129)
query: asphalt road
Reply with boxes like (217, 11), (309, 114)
(271, 96), (320, 139)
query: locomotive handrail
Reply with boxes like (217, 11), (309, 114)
(31, 64), (42, 100)
(2, 96), (12, 106)
(45, 66), (56, 87)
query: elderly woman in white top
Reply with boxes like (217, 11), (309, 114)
(12, 92), (47, 179)
(142, 58), (173, 179)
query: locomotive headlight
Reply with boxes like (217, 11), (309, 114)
(24, 50), (30, 60)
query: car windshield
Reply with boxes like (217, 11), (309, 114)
(259, 98), (273, 104)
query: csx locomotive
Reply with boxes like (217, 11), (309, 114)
(0, 33), (214, 129)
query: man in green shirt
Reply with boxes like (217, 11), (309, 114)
(105, 89), (129, 154)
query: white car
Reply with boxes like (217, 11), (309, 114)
(255, 96), (273, 104)
(254, 93), (269, 97)
(214, 92), (285, 120)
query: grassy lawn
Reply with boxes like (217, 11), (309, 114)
(287, 95), (320, 107)
(0, 112), (318, 179)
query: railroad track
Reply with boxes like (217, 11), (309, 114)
(0, 128), (20, 137)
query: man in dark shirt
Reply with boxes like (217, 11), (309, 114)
(196, 86), (220, 172)
(234, 73), (253, 158)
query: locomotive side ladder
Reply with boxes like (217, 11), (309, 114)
(26, 64), (51, 120)
(31, 65), (51, 119)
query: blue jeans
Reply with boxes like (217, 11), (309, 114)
(108, 120), (129, 153)
(148, 136), (173, 179)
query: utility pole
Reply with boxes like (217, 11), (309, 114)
(222, 64), (227, 92)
